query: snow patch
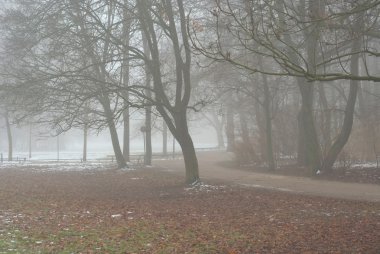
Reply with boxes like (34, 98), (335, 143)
(184, 182), (226, 193)
(239, 183), (294, 192)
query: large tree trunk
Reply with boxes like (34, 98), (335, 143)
(320, 85), (358, 172)
(297, 82), (322, 173)
(320, 28), (361, 173)
(5, 113), (12, 161)
(137, 0), (199, 184)
(174, 112), (199, 184)
(296, 0), (324, 174)
(103, 102), (126, 168)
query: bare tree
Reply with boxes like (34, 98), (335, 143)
(136, 0), (199, 183)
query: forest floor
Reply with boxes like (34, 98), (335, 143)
(0, 160), (380, 253)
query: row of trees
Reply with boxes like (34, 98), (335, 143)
(194, 0), (379, 173)
(0, 0), (379, 183)
(0, 0), (201, 183)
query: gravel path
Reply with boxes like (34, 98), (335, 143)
(155, 151), (380, 202)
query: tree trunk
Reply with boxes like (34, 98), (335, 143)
(142, 31), (152, 166)
(226, 105), (235, 152)
(83, 124), (88, 162)
(210, 111), (225, 148)
(29, 123), (32, 159)
(297, 82), (322, 173)
(122, 4), (131, 162)
(297, 110), (307, 165)
(163, 120), (168, 155)
(261, 73), (276, 170)
(145, 106), (152, 165)
(5, 113), (12, 161)
(320, 29), (361, 173)
(103, 102), (126, 168)
(123, 110), (130, 161)
(239, 112), (250, 144)
(174, 113), (199, 184)
(137, 0), (199, 184)
(296, 0), (324, 173)
(318, 84), (332, 156)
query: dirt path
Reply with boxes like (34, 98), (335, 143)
(154, 151), (380, 202)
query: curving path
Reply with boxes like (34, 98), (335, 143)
(154, 151), (380, 202)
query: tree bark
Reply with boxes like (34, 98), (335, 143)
(318, 84), (332, 156)
(174, 112), (199, 184)
(297, 82), (322, 173)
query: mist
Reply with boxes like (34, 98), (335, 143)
(0, 0), (379, 253)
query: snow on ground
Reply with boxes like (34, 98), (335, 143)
(184, 182), (226, 194)
(0, 160), (116, 172)
(351, 162), (379, 169)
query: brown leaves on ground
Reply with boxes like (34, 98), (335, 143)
(0, 167), (379, 253)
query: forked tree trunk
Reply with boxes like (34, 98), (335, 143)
(137, 0), (199, 184)
(320, 30), (361, 173)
